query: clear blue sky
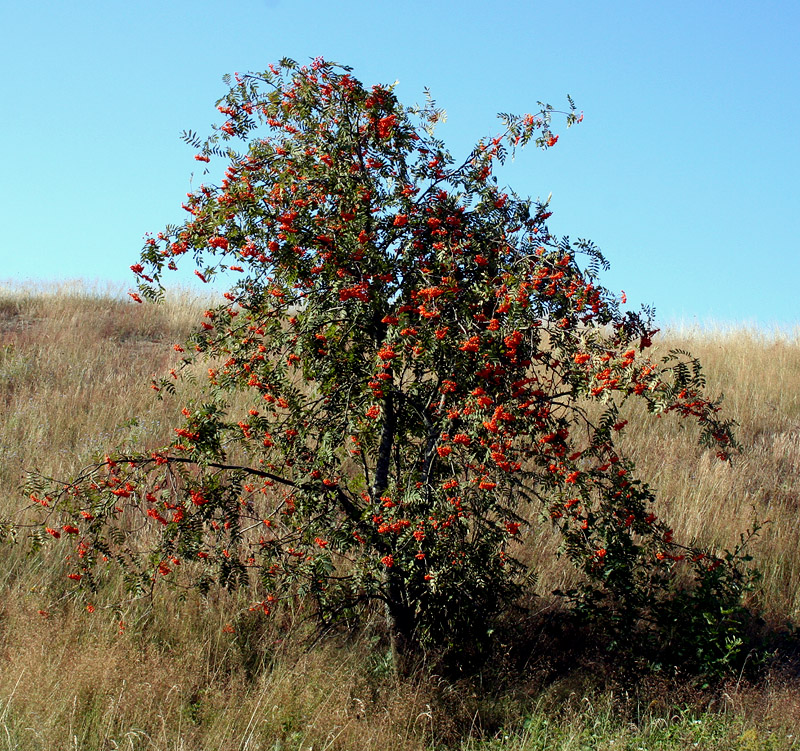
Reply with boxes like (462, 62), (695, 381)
(2, 0), (798, 328)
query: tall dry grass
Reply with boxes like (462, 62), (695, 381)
(1, 284), (799, 749)
(619, 327), (800, 622)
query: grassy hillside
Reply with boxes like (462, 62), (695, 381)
(1, 284), (799, 750)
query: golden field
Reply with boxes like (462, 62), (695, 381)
(1, 283), (799, 750)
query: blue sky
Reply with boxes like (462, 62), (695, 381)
(2, 0), (798, 328)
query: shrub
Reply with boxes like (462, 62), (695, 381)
(24, 57), (755, 674)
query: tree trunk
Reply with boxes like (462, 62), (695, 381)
(384, 567), (416, 676)
(368, 382), (416, 674)
(371, 387), (395, 502)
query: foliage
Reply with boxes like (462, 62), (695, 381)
(24, 57), (754, 671)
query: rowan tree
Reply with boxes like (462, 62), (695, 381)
(26, 57), (753, 672)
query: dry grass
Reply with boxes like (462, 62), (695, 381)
(0, 597), (447, 750)
(0, 282), (199, 482)
(617, 327), (800, 623)
(1, 284), (799, 749)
